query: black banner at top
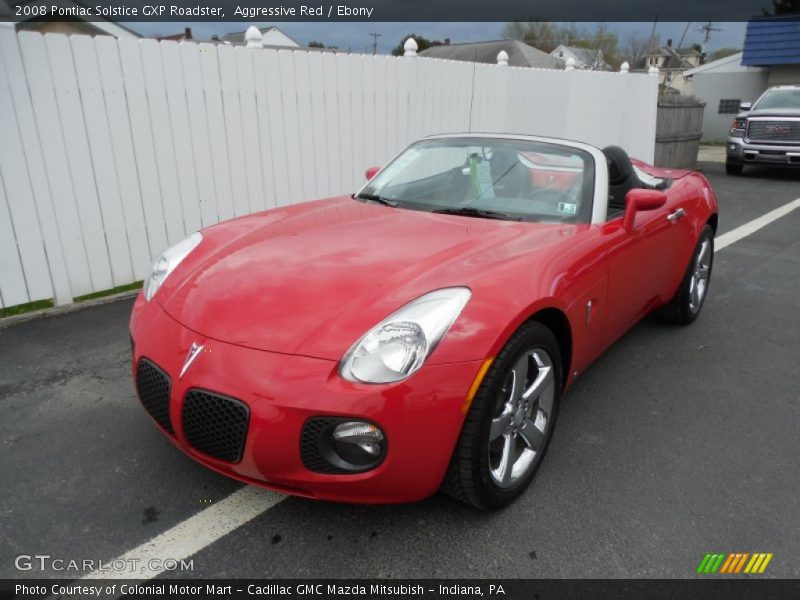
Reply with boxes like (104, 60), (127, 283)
(2, 0), (800, 22)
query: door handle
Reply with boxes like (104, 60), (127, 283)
(667, 208), (686, 222)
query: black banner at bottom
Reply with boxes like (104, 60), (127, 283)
(3, 579), (800, 600)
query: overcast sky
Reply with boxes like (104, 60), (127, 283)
(129, 21), (748, 54)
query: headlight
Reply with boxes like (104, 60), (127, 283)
(730, 118), (747, 137)
(144, 232), (202, 301)
(339, 287), (471, 384)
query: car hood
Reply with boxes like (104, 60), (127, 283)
(160, 197), (572, 360)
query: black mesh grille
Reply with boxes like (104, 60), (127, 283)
(182, 390), (249, 463)
(135, 358), (174, 434)
(300, 417), (351, 474)
(747, 120), (800, 144)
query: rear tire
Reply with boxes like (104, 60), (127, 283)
(442, 322), (562, 510)
(725, 160), (743, 175)
(659, 225), (714, 325)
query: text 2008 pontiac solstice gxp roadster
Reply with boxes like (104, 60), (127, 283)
(130, 134), (718, 509)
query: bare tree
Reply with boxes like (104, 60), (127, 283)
(621, 33), (651, 66)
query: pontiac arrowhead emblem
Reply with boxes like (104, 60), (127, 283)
(180, 342), (204, 379)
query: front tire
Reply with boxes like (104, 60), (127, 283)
(725, 160), (743, 175)
(659, 225), (714, 325)
(442, 322), (562, 510)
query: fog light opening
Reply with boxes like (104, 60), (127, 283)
(301, 417), (388, 474)
(331, 421), (385, 469)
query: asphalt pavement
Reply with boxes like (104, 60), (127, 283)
(1, 161), (798, 579)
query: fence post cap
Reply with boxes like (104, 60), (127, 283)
(648, 65), (659, 75)
(403, 37), (418, 56)
(620, 61), (630, 73)
(245, 26), (263, 49)
(565, 57), (576, 71)
(496, 50), (509, 66)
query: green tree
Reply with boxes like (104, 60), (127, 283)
(391, 34), (445, 56)
(308, 41), (325, 48)
(708, 47), (741, 61)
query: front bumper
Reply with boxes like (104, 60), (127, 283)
(129, 294), (482, 504)
(726, 137), (800, 167)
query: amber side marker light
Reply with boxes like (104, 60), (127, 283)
(461, 357), (495, 414)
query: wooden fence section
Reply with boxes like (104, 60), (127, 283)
(0, 30), (658, 308)
(654, 99), (706, 170)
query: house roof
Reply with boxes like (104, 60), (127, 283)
(683, 52), (768, 77)
(221, 26), (300, 47)
(742, 17), (800, 66)
(419, 40), (560, 69)
(552, 45), (611, 70)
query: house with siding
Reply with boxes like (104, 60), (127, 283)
(683, 53), (768, 142)
(633, 39), (702, 93)
(550, 45), (612, 71)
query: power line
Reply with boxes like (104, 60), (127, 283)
(696, 21), (723, 52)
(368, 32), (381, 55)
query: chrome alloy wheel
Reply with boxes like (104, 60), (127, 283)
(689, 238), (712, 313)
(488, 348), (555, 488)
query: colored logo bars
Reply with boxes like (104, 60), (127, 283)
(697, 553), (773, 574)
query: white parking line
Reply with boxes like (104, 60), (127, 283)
(83, 486), (285, 580)
(86, 195), (800, 582)
(715, 197), (800, 252)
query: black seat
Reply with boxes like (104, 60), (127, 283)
(490, 149), (532, 198)
(603, 146), (642, 214)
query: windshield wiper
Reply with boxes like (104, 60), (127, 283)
(432, 207), (522, 221)
(355, 193), (398, 207)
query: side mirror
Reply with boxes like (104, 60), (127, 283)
(739, 102), (752, 111)
(623, 188), (667, 233)
(365, 166), (381, 181)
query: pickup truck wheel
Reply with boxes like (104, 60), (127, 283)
(725, 160), (743, 175)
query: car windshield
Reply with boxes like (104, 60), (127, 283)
(356, 137), (595, 223)
(754, 89), (800, 110)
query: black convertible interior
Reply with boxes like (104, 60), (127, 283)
(603, 145), (670, 219)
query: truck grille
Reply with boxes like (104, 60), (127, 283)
(135, 358), (174, 434)
(746, 120), (800, 144)
(182, 390), (249, 463)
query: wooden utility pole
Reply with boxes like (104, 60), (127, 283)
(368, 32), (382, 55)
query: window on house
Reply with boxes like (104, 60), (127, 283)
(718, 99), (741, 114)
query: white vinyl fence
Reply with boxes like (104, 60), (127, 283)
(0, 29), (658, 309)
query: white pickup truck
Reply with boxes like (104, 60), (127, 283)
(726, 85), (800, 175)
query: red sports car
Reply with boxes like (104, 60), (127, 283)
(130, 134), (718, 509)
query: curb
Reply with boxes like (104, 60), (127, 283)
(0, 289), (139, 330)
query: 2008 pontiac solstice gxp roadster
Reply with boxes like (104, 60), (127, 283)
(130, 134), (718, 509)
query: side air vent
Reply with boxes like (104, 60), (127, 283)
(135, 358), (174, 435)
